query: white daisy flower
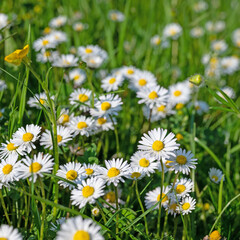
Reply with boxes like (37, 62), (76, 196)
(68, 116), (95, 137)
(82, 163), (100, 178)
(53, 54), (79, 68)
(57, 108), (74, 126)
(129, 70), (157, 91)
(138, 128), (179, 160)
(27, 92), (54, 109)
(168, 148), (198, 175)
(103, 189), (125, 208)
(163, 23), (182, 40)
(101, 74), (124, 92)
(40, 125), (73, 149)
(190, 27), (204, 38)
(159, 159), (174, 173)
(33, 36), (56, 51)
(82, 54), (107, 69)
(68, 68), (86, 87)
(108, 10), (125, 22)
(0, 224), (22, 240)
(94, 116), (115, 132)
(180, 196), (196, 215)
(0, 13), (8, 30)
(78, 45), (107, 59)
(211, 40), (228, 53)
(12, 124), (41, 154)
(57, 162), (85, 189)
(71, 177), (105, 209)
(49, 16), (67, 28)
(73, 22), (88, 32)
(0, 139), (26, 159)
(150, 35), (162, 46)
(0, 80), (7, 91)
(48, 30), (67, 44)
(172, 178), (193, 197)
(209, 168), (224, 184)
(130, 151), (159, 176)
(90, 94), (123, 118)
(169, 82), (191, 105)
(97, 158), (130, 186)
(137, 85), (169, 109)
(232, 28), (240, 48)
(56, 216), (104, 240)
(120, 66), (138, 79)
(218, 86), (236, 99)
(166, 198), (180, 217)
(18, 153), (54, 182)
(190, 101), (209, 115)
(92, 207), (100, 216)
(145, 186), (171, 209)
(126, 167), (146, 180)
(36, 50), (59, 63)
(69, 88), (92, 112)
(221, 56), (239, 75)
(0, 155), (21, 183)
(193, 1), (208, 12)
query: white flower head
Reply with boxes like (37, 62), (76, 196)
(0, 80), (7, 91)
(108, 10), (125, 22)
(68, 68), (86, 87)
(172, 178), (193, 197)
(0, 13), (8, 30)
(169, 82), (191, 105)
(180, 196), (196, 215)
(126, 166), (146, 180)
(0, 224), (22, 240)
(53, 54), (79, 68)
(190, 27), (204, 38)
(27, 92), (54, 109)
(33, 36), (57, 52)
(0, 139), (26, 159)
(101, 74), (124, 92)
(49, 16), (67, 28)
(163, 23), (182, 40)
(211, 40), (228, 53)
(57, 108), (74, 126)
(209, 168), (224, 184)
(82, 163), (100, 178)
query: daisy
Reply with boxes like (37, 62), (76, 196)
(56, 216), (104, 240)
(68, 68), (86, 87)
(0, 155), (22, 183)
(159, 159), (174, 173)
(82, 54), (107, 69)
(138, 128), (179, 160)
(33, 36), (56, 51)
(101, 74), (124, 92)
(190, 101), (209, 115)
(211, 40), (228, 53)
(57, 162), (85, 189)
(166, 198), (180, 217)
(108, 10), (125, 22)
(18, 152), (54, 182)
(220, 56), (239, 75)
(168, 148), (198, 175)
(190, 27), (204, 38)
(103, 189), (125, 208)
(0, 139), (26, 159)
(53, 54), (78, 68)
(68, 116), (95, 137)
(40, 125), (73, 149)
(163, 23), (182, 40)
(150, 35), (169, 48)
(169, 82), (191, 105)
(126, 167), (146, 180)
(172, 178), (193, 197)
(36, 50), (59, 63)
(193, 1), (208, 12)
(57, 108), (74, 126)
(0, 13), (8, 30)
(92, 207), (100, 216)
(209, 168), (224, 184)
(0, 224), (22, 240)
(205, 21), (225, 33)
(120, 66), (138, 79)
(97, 158), (130, 186)
(69, 88), (92, 112)
(90, 94), (123, 118)
(78, 45), (107, 59)
(0, 80), (7, 91)
(218, 86), (236, 99)
(82, 163), (100, 178)
(130, 151), (159, 176)
(48, 30), (67, 44)
(232, 28), (240, 48)
(94, 116), (115, 132)
(49, 16), (67, 28)
(145, 186), (171, 209)
(180, 196), (196, 215)
(71, 177), (105, 209)
(12, 124), (41, 154)
(27, 92), (54, 109)
(73, 22), (88, 32)
(137, 85), (169, 109)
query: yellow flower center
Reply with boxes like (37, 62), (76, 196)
(44, 51), (51, 57)
(22, 132), (34, 142)
(176, 133), (183, 141)
(127, 69), (134, 74)
(170, 29), (177, 36)
(111, 13), (118, 21)
(195, 105), (200, 110)
(203, 203), (210, 211)
(176, 103), (184, 110)
(78, 94), (89, 102)
(182, 202), (190, 210)
(157, 193), (168, 203)
(0, 112), (2, 117)
(29, 162), (42, 173)
(39, 98), (45, 105)
(212, 175), (218, 182)
(148, 91), (158, 99)
(74, 75), (80, 80)
(73, 230), (90, 240)
(61, 114), (69, 124)
(85, 48), (93, 54)
(66, 170), (78, 180)
(174, 90), (182, 97)
(157, 105), (165, 112)
(109, 78), (116, 84)
(176, 184), (186, 194)
(139, 158), (150, 167)
(57, 135), (62, 143)
(0, 238), (8, 240)
(82, 186), (95, 198)
(7, 143), (18, 151)
(85, 168), (94, 175)
(97, 118), (107, 125)
(2, 164), (13, 175)
(176, 155), (187, 164)
(43, 27), (51, 34)
(155, 38), (161, 45)
(131, 172), (141, 179)
(138, 79), (147, 86)
(107, 167), (120, 178)
(101, 102), (111, 111)
(170, 203), (177, 210)
(209, 230), (221, 240)
(105, 191), (115, 203)
(42, 40), (49, 46)
(165, 160), (172, 168)
(152, 140), (164, 151)
(77, 122), (88, 129)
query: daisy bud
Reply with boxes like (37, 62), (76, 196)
(189, 74), (203, 86)
(91, 207), (100, 217)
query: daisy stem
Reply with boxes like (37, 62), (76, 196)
(87, 69), (95, 108)
(0, 189), (11, 225)
(96, 201), (107, 224)
(135, 180), (149, 235)
(173, 216), (178, 238)
(148, 108), (152, 130)
(110, 115), (120, 156)
(161, 209), (168, 238)
(39, 179), (46, 240)
(114, 186), (119, 234)
(157, 159), (165, 237)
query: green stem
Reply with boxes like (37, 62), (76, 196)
(87, 69), (94, 108)
(39, 179), (46, 240)
(0, 189), (11, 225)
(135, 180), (149, 235)
(110, 115), (120, 156)
(114, 186), (119, 234)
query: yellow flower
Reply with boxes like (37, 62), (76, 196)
(5, 45), (29, 66)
